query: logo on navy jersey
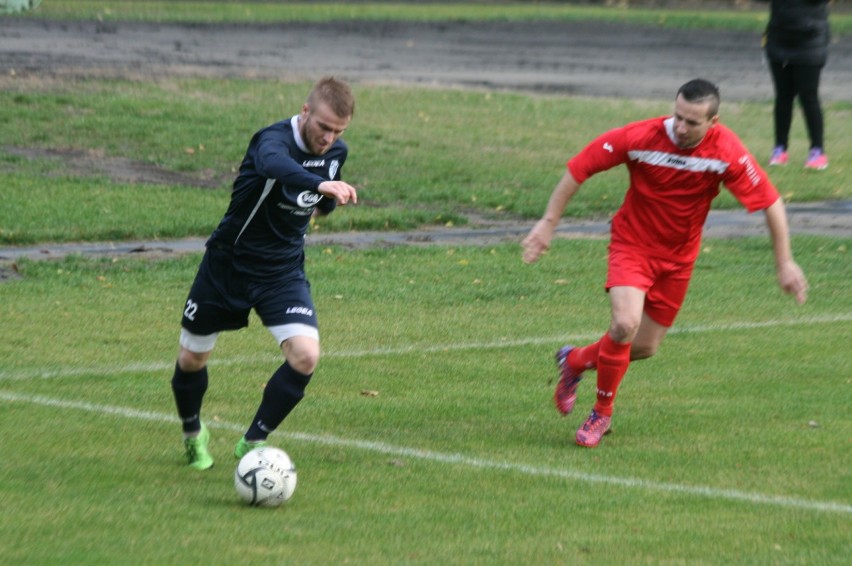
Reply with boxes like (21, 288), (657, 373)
(303, 159), (325, 168)
(297, 191), (323, 208)
(329, 160), (340, 180)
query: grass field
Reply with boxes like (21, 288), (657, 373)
(2, 2), (851, 244)
(13, 0), (852, 34)
(2, 237), (850, 564)
(2, 2), (851, 564)
(2, 79), (850, 245)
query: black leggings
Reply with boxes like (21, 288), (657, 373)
(768, 59), (824, 150)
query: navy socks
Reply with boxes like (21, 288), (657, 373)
(245, 362), (312, 442)
(171, 362), (208, 434)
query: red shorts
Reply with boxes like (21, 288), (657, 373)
(606, 245), (695, 327)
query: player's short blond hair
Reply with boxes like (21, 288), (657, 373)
(307, 76), (355, 119)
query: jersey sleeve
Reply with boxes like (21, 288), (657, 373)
(316, 142), (347, 215)
(720, 133), (780, 213)
(254, 128), (327, 192)
(316, 195), (338, 215)
(567, 126), (630, 184)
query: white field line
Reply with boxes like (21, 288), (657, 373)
(0, 313), (850, 382)
(1, 389), (850, 516)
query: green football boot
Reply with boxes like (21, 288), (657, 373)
(184, 423), (214, 471)
(234, 436), (267, 459)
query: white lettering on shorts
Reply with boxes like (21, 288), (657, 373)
(286, 306), (314, 317)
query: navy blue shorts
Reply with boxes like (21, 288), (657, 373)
(180, 247), (318, 336)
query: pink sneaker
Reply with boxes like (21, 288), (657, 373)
(768, 146), (788, 166)
(804, 149), (828, 170)
(554, 345), (584, 415)
(576, 410), (612, 447)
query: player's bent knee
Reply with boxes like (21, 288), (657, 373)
(178, 348), (210, 372)
(281, 336), (320, 375)
(609, 319), (642, 343)
(287, 349), (319, 375)
(178, 329), (217, 371)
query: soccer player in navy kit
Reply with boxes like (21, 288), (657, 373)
(172, 77), (358, 470)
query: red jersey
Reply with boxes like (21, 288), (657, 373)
(568, 116), (780, 262)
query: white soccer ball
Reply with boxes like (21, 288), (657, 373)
(234, 447), (297, 507)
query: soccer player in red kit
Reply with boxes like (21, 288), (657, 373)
(522, 79), (808, 448)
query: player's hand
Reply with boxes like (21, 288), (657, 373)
(777, 259), (808, 304)
(318, 180), (358, 205)
(521, 219), (555, 264)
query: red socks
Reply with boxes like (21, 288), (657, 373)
(567, 335), (604, 373)
(568, 333), (631, 417)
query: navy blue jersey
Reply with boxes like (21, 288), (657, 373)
(207, 116), (347, 280)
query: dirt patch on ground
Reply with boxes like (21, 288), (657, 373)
(4, 18), (851, 100)
(1, 16), (850, 261)
(1, 146), (230, 188)
(2, 199), (849, 264)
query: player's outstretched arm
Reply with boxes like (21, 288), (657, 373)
(318, 180), (358, 206)
(763, 198), (808, 304)
(522, 171), (582, 264)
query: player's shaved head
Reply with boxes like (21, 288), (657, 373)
(677, 78), (720, 119)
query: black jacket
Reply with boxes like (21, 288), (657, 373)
(764, 0), (830, 66)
